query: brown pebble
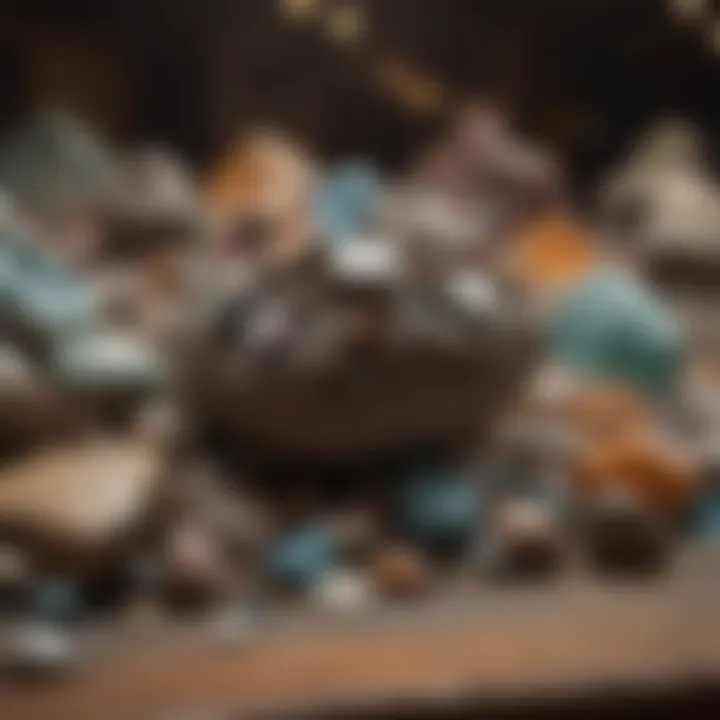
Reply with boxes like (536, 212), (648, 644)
(372, 545), (433, 600)
(162, 522), (237, 609)
(491, 499), (564, 575)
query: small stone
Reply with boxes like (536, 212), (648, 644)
(315, 162), (383, 239)
(577, 424), (697, 518)
(326, 233), (405, 290)
(552, 268), (684, 398)
(53, 330), (168, 400)
(4, 622), (79, 677)
(311, 569), (375, 615)
(192, 479), (275, 561)
(0, 545), (33, 613)
(163, 521), (235, 609)
(0, 440), (164, 569)
(30, 577), (85, 625)
(399, 469), (480, 559)
(568, 385), (648, 444)
(580, 487), (669, 573)
(512, 214), (597, 297)
(265, 524), (338, 592)
(692, 493), (720, 538)
(372, 545), (433, 600)
(483, 499), (564, 579)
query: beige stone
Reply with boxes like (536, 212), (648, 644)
(0, 440), (164, 567)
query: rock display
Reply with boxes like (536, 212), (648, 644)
(0, 101), (717, 664)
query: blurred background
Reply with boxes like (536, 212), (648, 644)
(0, 0), (718, 192)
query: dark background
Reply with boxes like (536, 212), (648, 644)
(0, 0), (718, 198)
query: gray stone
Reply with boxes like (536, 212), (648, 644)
(4, 622), (79, 676)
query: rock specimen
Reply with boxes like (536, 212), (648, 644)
(372, 545), (433, 600)
(398, 465), (480, 560)
(482, 498), (565, 579)
(0, 438), (165, 573)
(579, 487), (670, 572)
(598, 119), (720, 262)
(189, 232), (538, 464)
(266, 523), (338, 592)
(576, 422), (697, 519)
(551, 268), (684, 398)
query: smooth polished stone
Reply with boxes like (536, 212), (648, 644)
(266, 524), (338, 591)
(4, 622), (79, 677)
(398, 467), (480, 558)
(30, 577), (85, 625)
(552, 268), (684, 397)
(372, 545), (433, 600)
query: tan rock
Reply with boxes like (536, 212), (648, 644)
(0, 439), (165, 569)
(372, 545), (433, 600)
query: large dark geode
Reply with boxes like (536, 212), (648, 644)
(187, 235), (541, 465)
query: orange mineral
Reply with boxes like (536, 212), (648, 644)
(511, 213), (598, 298)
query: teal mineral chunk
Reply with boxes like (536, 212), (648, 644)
(552, 268), (684, 397)
(0, 226), (165, 405)
(30, 577), (85, 625)
(315, 161), (383, 240)
(688, 490), (720, 538)
(0, 228), (96, 342)
(266, 524), (338, 591)
(399, 466), (480, 555)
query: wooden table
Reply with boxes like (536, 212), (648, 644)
(4, 546), (720, 719)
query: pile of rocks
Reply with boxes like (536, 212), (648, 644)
(0, 106), (716, 678)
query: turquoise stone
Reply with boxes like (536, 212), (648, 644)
(30, 578), (85, 625)
(399, 467), (480, 551)
(266, 524), (338, 590)
(0, 228), (166, 405)
(688, 490), (720, 538)
(552, 268), (684, 397)
(314, 162), (383, 240)
(0, 229), (96, 341)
